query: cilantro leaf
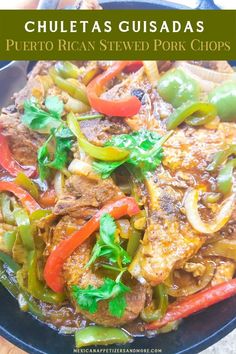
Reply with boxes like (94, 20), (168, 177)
(93, 129), (168, 179)
(37, 127), (73, 181)
(72, 277), (130, 318)
(37, 142), (51, 181)
(22, 96), (63, 132)
(86, 213), (131, 269)
(45, 96), (64, 118)
(93, 159), (127, 179)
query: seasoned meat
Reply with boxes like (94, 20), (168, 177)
(80, 117), (131, 146)
(102, 65), (236, 285)
(54, 174), (123, 219)
(0, 111), (44, 166)
(48, 215), (147, 326)
(129, 170), (204, 285)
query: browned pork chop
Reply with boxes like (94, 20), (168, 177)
(51, 168), (147, 326)
(49, 216), (147, 327)
(101, 64), (236, 286)
(0, 110), (44, 166)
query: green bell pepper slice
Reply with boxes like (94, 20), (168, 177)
(3, 230), (17, 252)
(14, 209), (34, 251)
(209, 82), (236, 122)
(158, 68), (200, 108)
(55, 61), (81, 79)
(27, 250), (65, 304)
(15, 172), (39, 200)
(207, 145), (236, 172)
(166, 101), (217, 130)
(75, 326), (131, 348)
(217, 158), (236, 195)
(49, 66), (89, 105)
(141, 284), (168, 323)
(0, 251), (20, 273)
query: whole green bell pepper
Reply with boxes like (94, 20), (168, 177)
(209, 82), (236, 122)
(158, 68), (200, 108)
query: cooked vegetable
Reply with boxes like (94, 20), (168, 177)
(202, 239), (236, 261)
(77, 113), (104, 121)
(146, 278), (236, 330)
(44, 197), (139, 293)
(158, 68), (200, 108)
(0, 182), (40, 213)
(126, 214), (143, 257)
(87, 61), (141, 117)
(209, 82), (236, 121)
(28, 251), (65, 304)
(123, 61), (143, 73)
(64, 96), (90, 114)
(3, 230), (17, 252)
(14, 208), (34, 251)
(0, 134), (36, 178)
(0, 262), (45, 320)
(68, 112), (129, 162)
(0, 193), (16, 225)
(141, 284), (168, 322)
(207, 145), (236, 172)
(93, 129), (171, 179)
(55, 61), (81, 79)
(217, 158), (236, 195)
(22, 96), (63, 133)
(0, 251), (20, 272)
(15, 172), (39, 200)
(49, 67), (89, 105)
(75, 326), (131, 348)
(72, 277), (130, 318)
(38, 126), (73, 181)
(143, 61), (159, 84)
(166, 259), (215, 297)
(166, 101), (217, 130)
(184, 189), (235, 234)
(86, 213), (131, 269)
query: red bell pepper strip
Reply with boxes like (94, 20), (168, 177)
(87, 61), (142, 117)
(123, 61), (143, 73)
(0, 134), (37, 178)
(44, 197), (140, 293)
(0, 181), (40, 214)
(146, 278), (236, 330)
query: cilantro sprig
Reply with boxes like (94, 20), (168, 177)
(86, 213), (131, 269)
(22, 96), (64, 133)
(72, 213), (131, 318)
(72, 277), (130, 318)
(38, 126), (73, 181)
(93, 129), (172, 179)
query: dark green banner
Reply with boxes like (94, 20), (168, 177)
(0, 10), (236, 59)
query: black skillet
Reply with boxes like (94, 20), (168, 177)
(0, 1), (235, 353)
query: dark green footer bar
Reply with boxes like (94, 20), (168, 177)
(0, 10), (236, 59)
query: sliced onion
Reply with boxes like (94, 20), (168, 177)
(64, 96), (90, 114)
(54, 172), (65, 198)
(166, 258), (215, 297)
(184, 189), (235, 234)
(202, 239), (236, 261)
(68, 159), (100, 181)
(143, 61), (159, 85)
(174, 62), (236, 93)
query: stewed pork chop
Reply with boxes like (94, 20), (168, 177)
(101, 65), (236, 285)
